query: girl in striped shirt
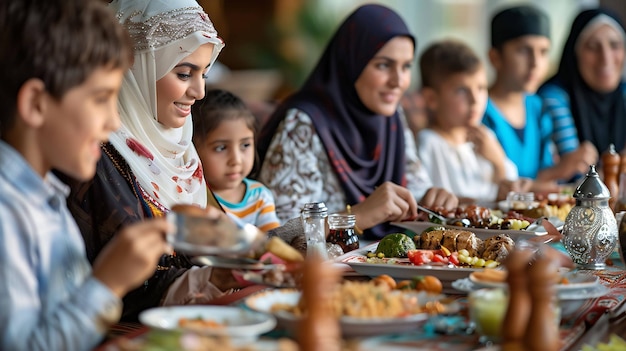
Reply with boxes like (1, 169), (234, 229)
(192, 89), (281, 232)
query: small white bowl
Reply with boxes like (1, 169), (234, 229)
(139, 305), (276, 343)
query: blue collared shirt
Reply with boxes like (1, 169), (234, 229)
(0, 140), (121, 351)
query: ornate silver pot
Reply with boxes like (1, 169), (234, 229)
(562, 165), (618, 269)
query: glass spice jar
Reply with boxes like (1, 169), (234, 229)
(302, 202), (329, 260)
(326, 213), (359, 253)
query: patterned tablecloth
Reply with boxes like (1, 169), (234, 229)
(97, 249), (626, 351)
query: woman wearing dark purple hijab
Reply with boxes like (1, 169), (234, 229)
(257, 4), (457, 239)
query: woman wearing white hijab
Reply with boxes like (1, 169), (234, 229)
(63, 0), (232, 321)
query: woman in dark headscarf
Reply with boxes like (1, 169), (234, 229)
(538, 8), (626, 155)
(257, 4), (457, 239)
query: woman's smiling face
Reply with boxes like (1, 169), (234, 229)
(577, 24), (625, 93)
(354, 36), (414, 116)
(155, 43), (214, 129)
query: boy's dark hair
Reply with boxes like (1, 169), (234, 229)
(491, 5), (550, 49)
(192, 89), (258, 143)
(0, 0), (133, 137)
(420, 39), (482, 89)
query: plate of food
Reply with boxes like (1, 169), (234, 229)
(392, 221), (539, 241)
(338, 227), (520, 281)
(337, 241), (487, 290)
(468, 268), (600, 292)
(244, 283), (454, 337)
(166, 205), (266, 256)
(138, 305), (276, 342)
(394, 204), (565, 241)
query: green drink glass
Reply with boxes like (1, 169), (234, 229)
(468, 288), (508, 345)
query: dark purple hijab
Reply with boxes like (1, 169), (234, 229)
(542, 8), (626, 153)
(257, 4), (416, 238)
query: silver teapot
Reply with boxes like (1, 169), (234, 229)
(562, 165), (618, 269)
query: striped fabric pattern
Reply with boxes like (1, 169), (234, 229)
(215, 178), (281, 232)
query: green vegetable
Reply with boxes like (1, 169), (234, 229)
(421, 226), (445, 234)
(375, 233), (416, 258)
(428, 214), (444, 224)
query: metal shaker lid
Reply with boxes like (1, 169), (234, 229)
(573, 165), (611, 199)
(302, 202), (328, 214)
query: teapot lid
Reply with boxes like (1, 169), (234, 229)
(573, 165), (611, 199)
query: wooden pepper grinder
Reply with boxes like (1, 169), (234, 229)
(501, 249), (535, 351)
(298, 252), (341, 351)
(601, 143), (620, 211)
(616, 147), (626, 212)
(524, 252), (560, 351)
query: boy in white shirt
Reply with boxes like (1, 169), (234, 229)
(417, 39), (532, 203)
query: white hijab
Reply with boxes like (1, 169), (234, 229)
(108, 0), (224, 210)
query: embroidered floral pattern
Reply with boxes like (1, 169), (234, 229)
(119, 6), (221, 53)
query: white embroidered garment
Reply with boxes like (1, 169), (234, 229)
(416, 129), (519, 202)
(108, 0), (224, 209)
(259, 108), (432, 223)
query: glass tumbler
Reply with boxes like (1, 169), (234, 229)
(468, 288), (508, 344)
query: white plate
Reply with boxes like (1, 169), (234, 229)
(452, 275), (609, 320)
(244, 288), (433, 337)
(391, 218), (564, 241)
(452, 277), (608, 300)
(468, 270), (599, 292)
(139, 305), (276, 342)
(336, 242), (481, 286)
(498, 200), (541, 212)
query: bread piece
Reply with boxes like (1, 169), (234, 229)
(470, 268), (507, 283)
(266, 236), (305, 262)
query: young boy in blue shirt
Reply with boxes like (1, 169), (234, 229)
(0, 0), (171, 350)
(484, 5), (594, 186)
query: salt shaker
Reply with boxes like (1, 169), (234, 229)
(302, 202), (329, 260)
(562, 165), (618, 269)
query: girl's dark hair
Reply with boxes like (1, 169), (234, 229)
(192, 89), (261, 174)
(0, 0), (133, 137)
(192, 89), (258, 143)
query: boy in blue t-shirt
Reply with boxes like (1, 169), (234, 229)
(0, 1), (171, 350)
(484, 5), (591, 186)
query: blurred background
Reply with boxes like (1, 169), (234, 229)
(199, 0), (625, 106)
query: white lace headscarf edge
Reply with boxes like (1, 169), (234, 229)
(108, 2), (224, 210)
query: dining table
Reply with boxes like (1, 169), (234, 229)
(95, 242), (626, 351)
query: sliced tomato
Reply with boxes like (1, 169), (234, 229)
(407, 250), (434, 265)
(448, 252), (460, 266)
(432, 253), (449, 264)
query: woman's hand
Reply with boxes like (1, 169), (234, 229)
(419, 187), (458, 211)
(350, 182), (417, 230)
